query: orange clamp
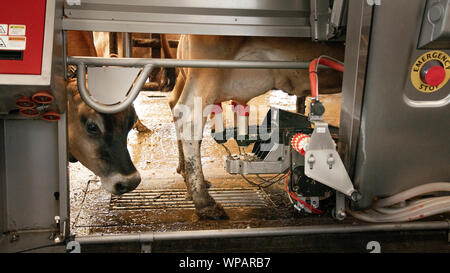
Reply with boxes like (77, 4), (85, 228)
(19, 108), (40, 118)
(41, 110), (61, 122)
(32, 91), (55, 104)
(15, 97), (37, 109)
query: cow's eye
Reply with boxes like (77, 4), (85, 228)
(86, 122), (100, 135)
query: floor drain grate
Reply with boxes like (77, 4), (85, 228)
(110, 187), (272, 211)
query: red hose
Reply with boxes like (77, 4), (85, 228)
(309, 57), (344, 99)
(284, 171), (323, 214)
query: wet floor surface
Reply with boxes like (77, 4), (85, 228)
(69, 91), (349, 236)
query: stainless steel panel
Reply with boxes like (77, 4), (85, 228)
(349, 0), (450, 209)
(328, 0), (348, 40)
(4, 119), (61, 230)
(305, 122), (356, 197)
(310, 0), (331, 41)
(419, 0), (450, 48)
(0, 121), (6, 234)
(88, 67), (141, 105)
(225, 146), (291, 175)
(0, 116), (68, 251)
(63, 0), (313, 37)
(69, 0), (308, 10)
(338, 1), (373, 177)
(57, 113), (69, 237)
(0, 230), (63, 253)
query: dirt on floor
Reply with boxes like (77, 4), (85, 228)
(69, 91), (347, 236)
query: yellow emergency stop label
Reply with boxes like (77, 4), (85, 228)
(411, 50), (450, 93)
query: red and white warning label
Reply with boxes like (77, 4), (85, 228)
(0, 36), (26, 50)
(0, 24), (27, 50)
(9, 25), (26, 36)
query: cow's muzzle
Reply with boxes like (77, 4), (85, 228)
(101, 172), (141, 195)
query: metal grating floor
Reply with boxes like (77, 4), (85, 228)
(110, 187), (273, 211)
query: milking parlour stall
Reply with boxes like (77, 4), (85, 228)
(0, 0), (449, 265)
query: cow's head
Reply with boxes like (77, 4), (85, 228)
(67, 79), (141, 195)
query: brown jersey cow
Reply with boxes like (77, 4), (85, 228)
(169, 35), (345, 219)
(66, 31), (141, 195)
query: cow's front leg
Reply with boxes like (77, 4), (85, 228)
(182, 139), (227, 219)
(175, 135), (212, 201)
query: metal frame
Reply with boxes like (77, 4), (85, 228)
(74, 221), (450, 251)
(67, 56), (325, 114)
(418, 0), (450, 48)
(339, 0), (450, 209)
(338, 0), (374, 177)
(63, 0), (315, 37)
(0, 115), (68, 252)
(226, 145), (291, 175)
(0, 122), (6, 234)
(305, 122), (356, 198)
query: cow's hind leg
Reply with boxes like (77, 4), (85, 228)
(172, 72), (227, 219)
(169, 75), (192, 199)
(182, 140), (227, 219)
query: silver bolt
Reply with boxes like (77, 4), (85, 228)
(10, 233), (19, 243)
(308, 154), (315, 169)
(337, 210), (346, 220)
(429, 4), (443, 23)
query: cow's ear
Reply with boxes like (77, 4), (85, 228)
(68, 152), (78, 163)
(66, 79), (78, 98)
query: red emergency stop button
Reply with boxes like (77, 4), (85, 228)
(420, 61), (446, 87)
(411, 50), (450, 93)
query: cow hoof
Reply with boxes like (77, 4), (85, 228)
(196, 203), (229, 220)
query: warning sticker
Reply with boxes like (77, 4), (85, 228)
(8, 25), (26, 36)
(0, 24), (7, 35)
(0, 36), (26, 50)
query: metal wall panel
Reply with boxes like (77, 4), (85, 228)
(338, 0), (374, 178)
(419, 0), (450, 49)
(345, 0), (450, 209)
(63, 0), (316, 37)
(0, 121), (6, 234)
(4, 119), (61, 230)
